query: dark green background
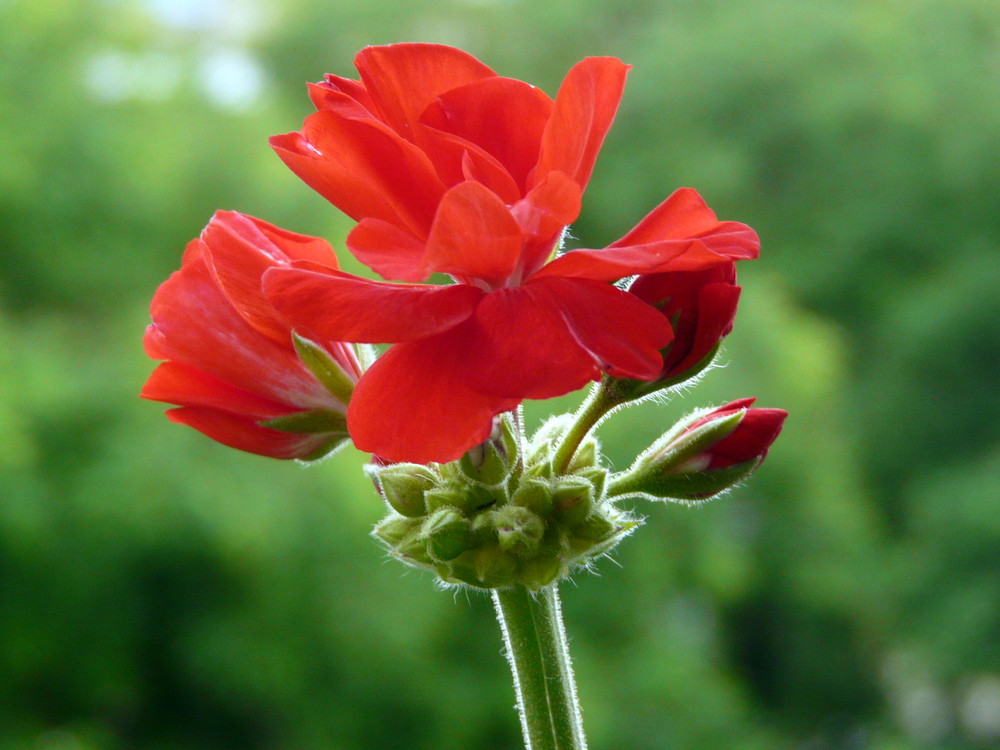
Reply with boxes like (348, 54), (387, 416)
(2, 0), (999, 747)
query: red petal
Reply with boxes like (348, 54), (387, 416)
(534, 238), (728, 282)
(307, 83), (374, 118)
(201, 211), (338, 344)
(413, 125), (522, 203)
(530, 277), (673, 380)
(706, 403), (788, 469)
(146, 251), (334, 410)
(355, 43), (496, 140)
(535, 189), (759, 281)
(462, 278), (669, 399)
(142, 361), (296, 417)
(463, 285), (597, 399)
(511, 170), (582, 277)
(310, 74), (376, 113)
(419, 76), (553, 192)
(271, 113), (445, 237)
(263, 267), (484, 343)
(422, 182), (523, 284)
(609, 187), (760, 259)
(629, 263), (740, 376)
(669, 283), (741, 375)
(531, 57), (629, 191)
(346, 218), (428, 282)
(167, 407), (337, 460)
(347, 326), (519, 463)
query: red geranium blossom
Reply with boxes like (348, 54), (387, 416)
(263, 45), (760, 463)
(142, 212), (363, 460)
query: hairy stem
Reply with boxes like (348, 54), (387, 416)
(492, 584), (587, 750)
(549, 383), (617, 474)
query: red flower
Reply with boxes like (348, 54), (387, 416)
(628, 262), (741, 386)
(259, 45), (759, 463)
(671, 398), (787, 472)
(142, 212), (363, 460)
(271, 43), (626, 283)
(270, 44), (757, 286)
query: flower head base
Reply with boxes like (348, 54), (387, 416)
(142, 212), (364, 460)
(371, 413), (640, 590)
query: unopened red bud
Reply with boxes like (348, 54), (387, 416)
(670, 398), (787, 471)
(615, 398), (787, 501)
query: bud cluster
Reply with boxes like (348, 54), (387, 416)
(371, 414), (640, 590)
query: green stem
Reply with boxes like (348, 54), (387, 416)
(550, 383), (616, 474)
(493, 585), (587, 750)
(492, 585), (587, 750)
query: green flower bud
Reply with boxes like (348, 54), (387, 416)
(459, 414), (518, 487)
(372, 516), (433, 566)
(566, 436), (598, 472)
(372, 516), (422, 547)
(639, 459), (760, 501)
(473, 544), (520, 588)
(570, 513), (615, 542)
(574, 467), (608, 501)
(524, 414), (573, 472)
(518, 555), (564, 589)
(460, 440), (509, 487)
(551, 476), (595, 525)
(510, 478), (554, 516)
(371, 463), (438, 517)
(493, 505), (546, 559)
(424, 486), (477, 515)
(421, 507), (472, 562)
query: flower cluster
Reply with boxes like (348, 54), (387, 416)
(143, 43), (768, 467)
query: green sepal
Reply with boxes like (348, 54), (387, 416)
(292, 332), (356, 405)
(298, 436), (349, 463)
(603, 341), (724, 405)
(424, 484), (495, 515)
(569, 513), (615, 542)
(518, 555), (564, 589)
(524, 414), (573, 472)
(631, 458), (761, 502)
(637, 409), (744, 475)
(260, 408), (348, 435)
(574, 467), (608, 501)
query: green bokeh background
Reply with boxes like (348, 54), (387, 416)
(2, 0), (999, 748)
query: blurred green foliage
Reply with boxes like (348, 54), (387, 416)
(2, 0), (999, 748)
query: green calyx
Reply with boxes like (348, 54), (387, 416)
(371, 412), (641, 590)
